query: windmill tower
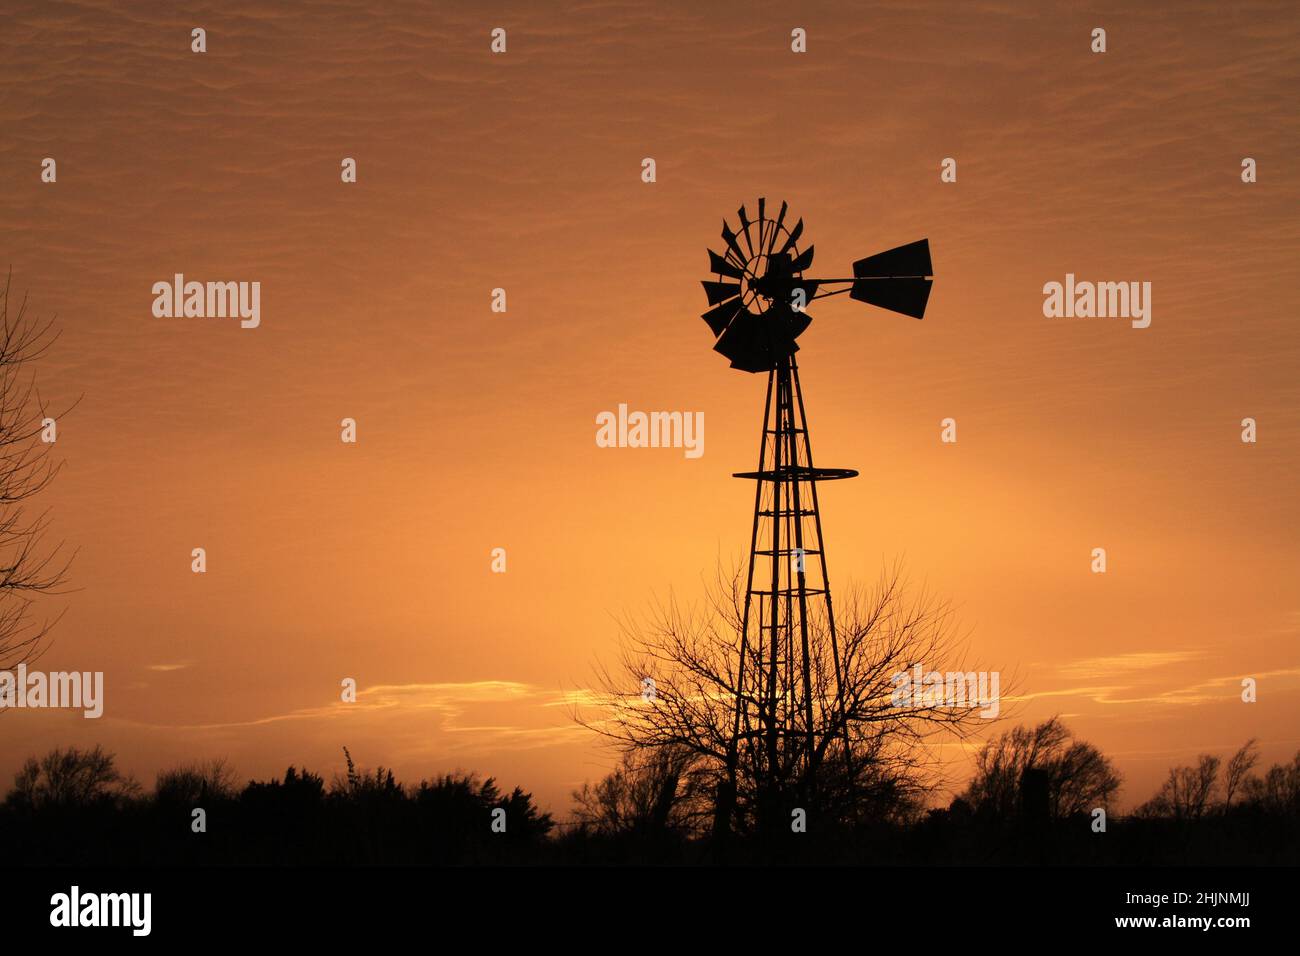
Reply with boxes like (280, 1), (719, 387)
(700, 198), (934, 832)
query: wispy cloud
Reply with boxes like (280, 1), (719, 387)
(1056, 650), (1206, 681)
(1015, 660), (1300, 710)
(110, 680), (591, 755)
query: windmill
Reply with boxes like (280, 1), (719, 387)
(701, 198), (933, 832)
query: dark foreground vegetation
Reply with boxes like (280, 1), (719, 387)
(3, 723), (1297, 866)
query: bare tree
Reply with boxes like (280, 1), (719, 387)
(0, 273), (74, 670)
(1242, 750), (1300, 815)
(6, 745), (139, 810)
(1141, 754), (1222, 821)
(572, 746), (701, 837)
(1222, 738), (1259, 811)
(155, 758), (239, 804)
(961, 717), (1122, 821)
(578, 562), (995, 834)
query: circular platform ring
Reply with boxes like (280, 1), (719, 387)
(732, 465), (858, 481)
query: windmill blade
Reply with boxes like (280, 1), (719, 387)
(708, 249), (745, 280)
(729, 347), (789, 373)
(769, 300), (813, 342)
(718, 306), (801, 373)
(713, 307), (766, 370)
(777, 218), (804, 256)
(789, 244), (815, 273)
(701, 299), (742, 337)
(850, 277), (933, 319)
(726, 335), (795, 373)
(702, 280), (742, 306)
(737, 204), (754, 255)
(765, 200), (788, 257)
(852, 239), (932, 278)
(721, 221), (746, 264)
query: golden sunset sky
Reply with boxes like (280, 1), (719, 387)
(1, 0), (1297, 814)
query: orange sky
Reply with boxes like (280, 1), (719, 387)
(1, 0), (1297, 815)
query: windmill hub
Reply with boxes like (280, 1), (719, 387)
(701, 199), (934, 374)
(747, 257), (795, 307)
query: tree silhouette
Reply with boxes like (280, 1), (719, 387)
(581, 563), (994, 836)
(1222, 739), (1259, 811)
(961, 717), (1121, 822)
(572, 746), (699, 838)
(2, 741), (1297, 865)
(0, 273), (75, 671)
(1138, 740), (1274, 821)
(6, 745), (138, 810)
(414, 771), (553, 861)
(336, 746), (401, 799)
(1242, 749), (1300, 815)
(1139, 754), (1221, 821)
(155, 758), (238, 806)
(240, 765), (327, 831)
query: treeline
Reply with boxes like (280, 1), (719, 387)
(911, 719), (1300, 866)
(3, 747), (554, 865)
(4, 724), (1298, 865)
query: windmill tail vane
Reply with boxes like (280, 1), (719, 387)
(699, 198), (934, 828)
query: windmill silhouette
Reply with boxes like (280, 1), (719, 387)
(701, 198), (933, 831)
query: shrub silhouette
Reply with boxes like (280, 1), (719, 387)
(414, 772), (553, 863)
(156, 758), (238, 806)
(6, 745), (138, 811)
(237, 766), (328, 862)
